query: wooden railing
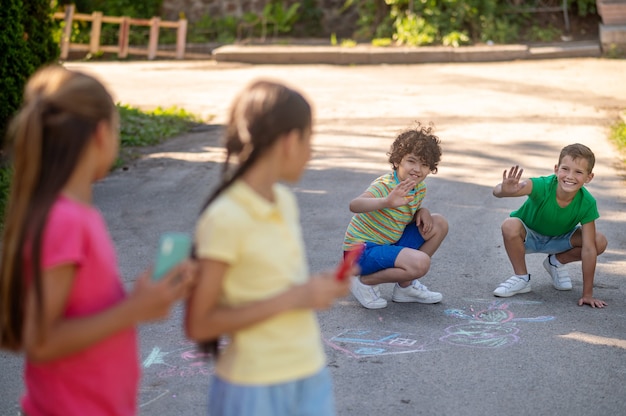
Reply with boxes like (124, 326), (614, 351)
(52, 4), (187, 60)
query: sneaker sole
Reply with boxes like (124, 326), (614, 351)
(354, 298), (388, 309)
(392, 296), (442, 304)
(493, 286), (531, 297)
(350, 290), (388, 309)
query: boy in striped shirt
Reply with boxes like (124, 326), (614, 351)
(343, 124), (448, 309)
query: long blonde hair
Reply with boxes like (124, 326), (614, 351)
(0, 65), (116, 351)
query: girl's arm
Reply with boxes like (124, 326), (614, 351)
(185, 258), (350, 342)
(23, 262), (193, 363)
(349, 178), (416, 213)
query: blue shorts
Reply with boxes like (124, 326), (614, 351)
(208, 368), (335, 416)
(351, 223), (425, 276)
(515, 218), (578, 254)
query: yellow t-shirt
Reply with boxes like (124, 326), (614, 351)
(195, 180), (325, 385)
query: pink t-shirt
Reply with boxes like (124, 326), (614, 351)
(21, 196), (139, 416)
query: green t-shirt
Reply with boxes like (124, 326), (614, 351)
(511, 174), (599, 236)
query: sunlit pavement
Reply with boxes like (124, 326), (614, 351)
(1, 58), (625, 416)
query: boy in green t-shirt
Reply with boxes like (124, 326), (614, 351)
(492, 143), (608, 308)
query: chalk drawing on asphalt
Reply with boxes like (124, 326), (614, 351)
(440, 298), (555, 349)
(142, 341), (212, 378)
(327, 299), (555, 357)
(139, 388), (170, 408)
(325, 329), (438, 358)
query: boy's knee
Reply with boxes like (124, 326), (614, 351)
(403, 251), (431, 277)
(501, 218), (523, 237)
(409, 260), (430, 278)
(597, 232), (608, 254)
(432, 214), (449, 235)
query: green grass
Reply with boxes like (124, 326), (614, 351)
(609, 112), (626, 153)
(0, 104), (203, 222)
(117, 104), (202, 147)
(115, 103), (203, 168)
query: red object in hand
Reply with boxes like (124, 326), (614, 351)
(336, 244), (365, 281)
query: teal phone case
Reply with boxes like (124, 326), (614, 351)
(152, 232), (192, 280)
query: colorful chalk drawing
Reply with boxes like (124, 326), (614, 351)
(326, 299), (555, 357)
(139, 341), (214, 407)
(440, 298), (555, 348)
(325, 329), (439, 358)
(142, 341), (212, 378)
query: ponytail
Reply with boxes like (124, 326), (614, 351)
(0, 65), (115, 351)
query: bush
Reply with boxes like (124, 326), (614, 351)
(352, 0), (595, 45)
(1, 0), (58, 222)
(1, 0), (58, 139)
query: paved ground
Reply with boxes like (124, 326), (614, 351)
(1, 58), (626, 415)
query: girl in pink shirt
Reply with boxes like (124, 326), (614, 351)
(0, 65), (193, 416)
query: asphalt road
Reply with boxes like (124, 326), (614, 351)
(1, 58), (626, 416)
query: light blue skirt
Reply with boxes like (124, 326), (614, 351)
(208, 367), (335, 416)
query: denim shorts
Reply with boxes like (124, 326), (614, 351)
(515, 218), (578, 254)
(207, 368), (335, 416)
(353, 222), (425, 276)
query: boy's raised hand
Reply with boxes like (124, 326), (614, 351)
(495, 165), (529, 197)
(386, 178), (417, 208)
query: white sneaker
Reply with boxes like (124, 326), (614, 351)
(543, 256), (573, 290)
(493, 275), (531, 297)
(392, 280), (442, 304)
(350, 276), (387, 309)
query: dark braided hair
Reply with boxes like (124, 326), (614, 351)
(195, 80), (312, 357)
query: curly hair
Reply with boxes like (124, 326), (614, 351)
(387, 123), (442, 173)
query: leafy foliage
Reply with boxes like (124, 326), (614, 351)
(72, 0), (161, 18)
(263, 1), (301, 35)
(393, 12), (437, 46)
(1, 0), (58, 140)
(0, 0), (58, 224)
(295, 0), (323, 36)
(188, 15), (238, 43)
(0, 165), (11, 227)
(347, 0), (596, 46)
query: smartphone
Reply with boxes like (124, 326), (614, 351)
(335, 244), (365, 281)
(152, 232), (192, 280)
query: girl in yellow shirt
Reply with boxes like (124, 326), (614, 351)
(186, 80), (351, 416)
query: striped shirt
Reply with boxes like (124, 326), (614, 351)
(343, 171), (426, 250)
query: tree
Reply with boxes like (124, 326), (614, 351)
(0, 0), (58, 140)
(0, 0), (58, 221)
